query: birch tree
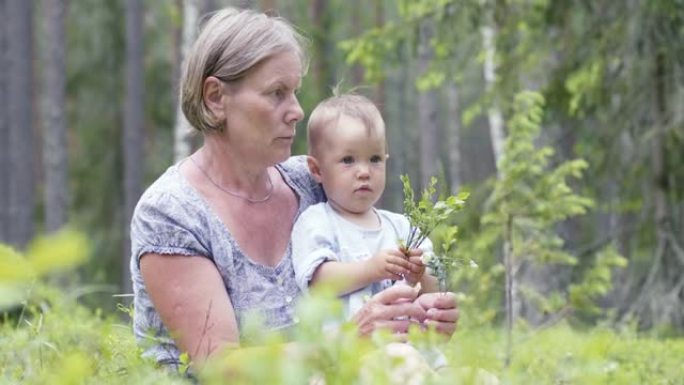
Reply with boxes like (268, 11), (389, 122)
(173, 0), (199, 162)
(480, 0), (504, 170)
(417, 19), (439, 190)
(446, 83), (462, 193)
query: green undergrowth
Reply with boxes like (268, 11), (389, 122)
(2, 231), (683, 384)
(2, 294), (684, 384)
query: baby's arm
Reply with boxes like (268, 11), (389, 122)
(311, 249), (413, 296)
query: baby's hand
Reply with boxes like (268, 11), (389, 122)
(367, 249), (412, 281)
(403, 249), (427, 286)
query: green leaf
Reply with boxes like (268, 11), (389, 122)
(0, 244), (35, 282)
(26, 229), (90, 277)
(0, 283), (30, 310)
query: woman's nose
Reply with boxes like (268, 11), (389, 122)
(287, 95), (304, 124)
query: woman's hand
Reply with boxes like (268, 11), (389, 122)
(352, 284), (426, 337)
(414, 292), (459, 338)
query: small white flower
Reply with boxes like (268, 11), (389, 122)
(421, 251), (435, 264)
(603, 361), (618, 372)
(469, 259), (479, 269)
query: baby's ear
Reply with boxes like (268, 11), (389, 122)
(307, 156), (323, 183)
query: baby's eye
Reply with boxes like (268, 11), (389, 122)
(341, 156), (354, 164)
(370, 155), (384, 163)
(273, 89), (285, 99)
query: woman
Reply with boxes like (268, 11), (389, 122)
(129, 7), (459, 371)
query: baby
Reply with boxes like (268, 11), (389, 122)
(291, 93), (438, 318)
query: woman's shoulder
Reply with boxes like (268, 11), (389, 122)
(141, 164), (184, 197)
(278, 155), (310, 179)
(277, 155), (325, 203)
(133, 164), (203, 223)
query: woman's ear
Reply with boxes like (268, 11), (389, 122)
(203, 76), (226, 122)
(307, 156), (323, 183)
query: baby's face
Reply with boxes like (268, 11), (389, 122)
(314, 114), (387, 216)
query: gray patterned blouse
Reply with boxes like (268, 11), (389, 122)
(129, 156), (324, 370)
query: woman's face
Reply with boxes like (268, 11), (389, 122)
(220, 51), (304, 166)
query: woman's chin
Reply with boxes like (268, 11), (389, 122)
(271, 149), (292, 164)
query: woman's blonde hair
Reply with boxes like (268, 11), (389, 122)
(181, 8), (309, 133)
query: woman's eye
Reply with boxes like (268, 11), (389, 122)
(370, 155), (383, 163)
(341, 156), (354, 164)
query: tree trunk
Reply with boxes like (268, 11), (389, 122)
(171, 0), (183, 135)
(503, 216), (514, 367)
(624, 34), (684, 328)
(373, 0), (385, 112)
(123, 0), (145, 292)
(446, 83), (461, 193)
(350, 0), (364, 85)
(417, 19), (440, 190)
(481, 0), (504, 171)
(202, 0), (218, 14)
(6, 0), (34, 248)
(42, 0), (69, 233)
(310, 0), (334, 100)
(173, 0), (199, 163)
(0, 0), (8, 243)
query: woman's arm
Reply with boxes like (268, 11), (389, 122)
(140, 253), (240, 365)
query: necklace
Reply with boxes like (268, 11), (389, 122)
(189, 155), (274, 204)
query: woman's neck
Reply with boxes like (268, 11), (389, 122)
(194, 140), (272, 195)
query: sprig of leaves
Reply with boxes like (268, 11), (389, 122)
(400, 175), (468, 252)
(399, 175), (468, 288)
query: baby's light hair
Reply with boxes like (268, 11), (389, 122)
(307, 92), (385, 157)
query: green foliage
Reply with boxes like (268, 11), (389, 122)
(486, 90), (595, 265)
(569, 247), (628, 318)
(399, 175), (469, 288)
(452, 91), (626, 333)
(0, 229), (89, 311)
(0, 231), (187, 384)
(0, 296), (189, 385)
(339, 24), (404, 83)
(400, 175), (468, 251)
(196, 290), (684, 385)
(1, 231), (681, 384)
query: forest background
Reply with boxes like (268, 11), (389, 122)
(1, 0), (683, 383)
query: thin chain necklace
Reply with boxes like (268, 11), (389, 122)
(189, 155), (274, 204)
